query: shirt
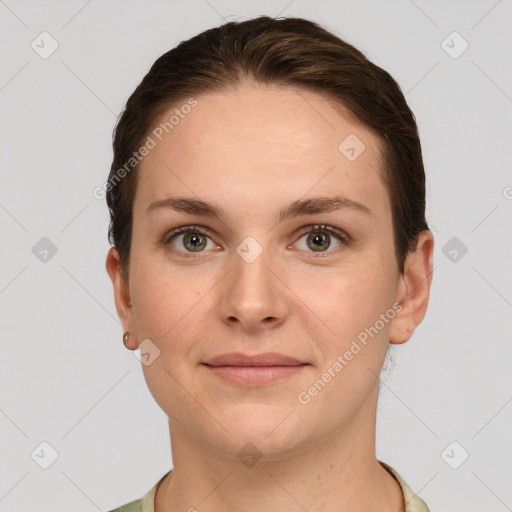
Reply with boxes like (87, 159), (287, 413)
(108, 460), (430, 512)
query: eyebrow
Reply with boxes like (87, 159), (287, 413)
(146, 196), (372, 222)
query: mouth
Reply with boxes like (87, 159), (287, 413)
(202, 352), (309, 386)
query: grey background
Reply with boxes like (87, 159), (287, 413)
(1, 0), (511, 511)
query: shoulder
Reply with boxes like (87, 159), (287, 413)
(106, 497), (143, 512)
(106, 470), (171, 512)
(379, 461), (430, 512)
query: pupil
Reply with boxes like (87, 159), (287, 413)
(186, 233), (206, 251)
(309, 232), (330, 251)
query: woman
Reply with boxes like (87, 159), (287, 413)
(105, 15), (434, 512)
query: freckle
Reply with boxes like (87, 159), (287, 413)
(330, 463), (334, 469)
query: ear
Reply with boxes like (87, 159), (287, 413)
(105, 247), (138, 349)
(388, 230), (434, 345)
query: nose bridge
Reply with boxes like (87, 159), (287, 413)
(219, 237), (287, 329)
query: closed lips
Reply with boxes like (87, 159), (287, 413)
(203, 352), (306, 367)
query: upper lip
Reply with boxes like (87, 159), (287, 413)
(204, 352), (305, 367)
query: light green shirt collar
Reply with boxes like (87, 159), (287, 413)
(112, 461), (430, 512)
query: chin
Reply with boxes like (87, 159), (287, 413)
(214, 405), (306, 456)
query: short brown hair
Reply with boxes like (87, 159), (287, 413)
(107, 15), (429, 281)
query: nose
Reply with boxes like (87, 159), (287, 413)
(218, 245), (290, 334)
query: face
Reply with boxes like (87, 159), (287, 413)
(108, 83), (416, 460)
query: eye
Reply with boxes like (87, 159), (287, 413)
(163, 224), (349, 259)
(294, 224), (348, 256)
(163, 226), (217, 257)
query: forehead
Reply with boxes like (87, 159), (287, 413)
(135, 83), (389, 221)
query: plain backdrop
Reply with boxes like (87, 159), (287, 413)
(1, 1), (511, 511)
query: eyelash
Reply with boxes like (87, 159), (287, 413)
(162, 224), (349, 259)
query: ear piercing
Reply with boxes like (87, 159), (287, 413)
(123, 331), (133, 349)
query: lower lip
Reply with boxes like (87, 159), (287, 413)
(204, 364), (307, 386)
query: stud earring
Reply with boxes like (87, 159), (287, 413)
(123, 331), (132, 349)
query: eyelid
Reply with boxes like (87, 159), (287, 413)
(162, 224), (219, 259)
(294, 224), (350, 243)
(162, 224), (215, 244)
(290, 224), (349, 257)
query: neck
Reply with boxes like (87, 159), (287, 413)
(155, 396), (404, 512)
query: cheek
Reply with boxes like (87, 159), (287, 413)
(133, 271), (207, 402)
(294, 263), (394, 366)
(130, 258), (206, 345)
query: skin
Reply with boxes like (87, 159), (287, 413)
(106, 82), (434, 512)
